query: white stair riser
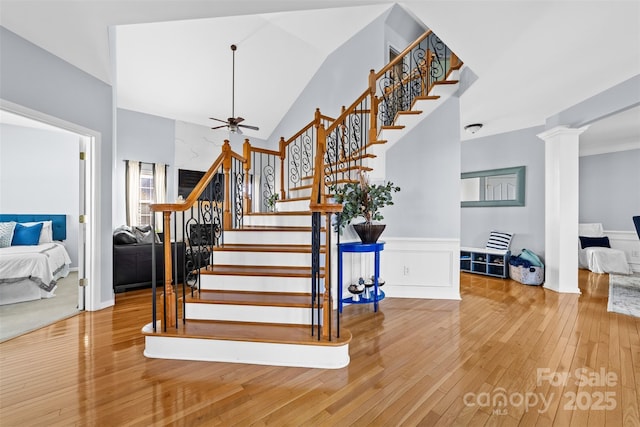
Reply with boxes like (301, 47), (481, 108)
(243, 214), (311, 227)
(143, 326), (349, 369)
(288, 188), (312, 199)
(215, 251), (323, 267)
(223, 230), (319, 245)
(276, 199), (310, 212)
(185, 303), (319, 325)
(199, 274), (314, 293)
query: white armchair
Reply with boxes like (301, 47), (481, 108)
(578, 223), (631, 274)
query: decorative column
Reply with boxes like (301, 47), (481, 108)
(537, 125), (588, 294)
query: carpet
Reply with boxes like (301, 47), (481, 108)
(608, 273), (640, 318)
(0, 272), (80, 342)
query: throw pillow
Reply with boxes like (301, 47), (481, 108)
(22, 221), (53, 243)
(486, 231), (513, 251)
(579, 236), (611, 249)
(12, 222), (44, 246)
(134, 225), (160, 244)
(0, 221), (17, 248)
(113, 229), (137, 245)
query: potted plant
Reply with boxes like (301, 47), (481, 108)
(266, 192), (279, 212)
(331, 172), (400, 243)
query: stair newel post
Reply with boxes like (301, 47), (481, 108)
(313, 108), (322, 182)
(222, 140), (233, 230)
(368, 69), (378, 144)
(450, 52), (461, 73)
(243, 138), (252, 214)
(425, 50), (434, 95)
(323, 212), (332, 340)
(278, 137), (286, 202)
(162, 210), (177, 329)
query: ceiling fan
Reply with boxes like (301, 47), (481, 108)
(210, 44), (259, 134)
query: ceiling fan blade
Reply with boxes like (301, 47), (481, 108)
(238, 124), (259, 131)
(211, 125), (228, 130)
(234, 117), (245, 124)
(210, 117), (229, 124)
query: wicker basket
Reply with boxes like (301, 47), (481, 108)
(509, 264), (544, 286)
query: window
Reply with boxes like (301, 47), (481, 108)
(126, 160), (167, 227)
(138, 163), (154, 226)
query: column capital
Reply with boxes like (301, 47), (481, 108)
(537, 125), (589, 141)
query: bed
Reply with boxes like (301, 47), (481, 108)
(0, 214), (71, 305)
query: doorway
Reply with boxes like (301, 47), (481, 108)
(0, 102), (99, 322)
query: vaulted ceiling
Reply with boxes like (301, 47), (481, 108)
(1, 1), (639, 147)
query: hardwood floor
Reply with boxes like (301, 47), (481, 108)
(1, 270), (638, 426)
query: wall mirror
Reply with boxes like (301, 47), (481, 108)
(461, 166), (525, 207)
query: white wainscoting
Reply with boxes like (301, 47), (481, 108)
(607, 230), (640, 273)
(332, 237), (461, 301)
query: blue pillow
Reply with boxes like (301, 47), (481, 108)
(579, 236), (610, 249)
(12, 223), (43, 246)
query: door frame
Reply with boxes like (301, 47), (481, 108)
(1, 99), (102, 311)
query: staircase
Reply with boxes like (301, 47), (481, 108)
(143, 29), (462, 368)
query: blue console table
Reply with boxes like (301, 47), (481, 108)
(338, 241), (385, 313)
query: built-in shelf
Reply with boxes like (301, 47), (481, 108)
(460, 246), (510, 279)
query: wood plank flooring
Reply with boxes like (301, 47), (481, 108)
(1, 269), (639, 426)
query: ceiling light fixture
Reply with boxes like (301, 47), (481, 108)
(210, 44), (259, 134)
(464, 123), (483, 134)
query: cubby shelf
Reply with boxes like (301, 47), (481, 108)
(460, 246), (510, 279)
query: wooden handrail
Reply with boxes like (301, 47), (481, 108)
(374, 30), (432, 80)
(152, 141), (228, 213)
(325, 89), (370, 135)
(248, 146), (280, 156)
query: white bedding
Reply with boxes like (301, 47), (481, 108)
(579, 246), (631, 275)
(0, 243), (71, 304)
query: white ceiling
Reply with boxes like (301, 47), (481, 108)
(1, 0), (639, 148)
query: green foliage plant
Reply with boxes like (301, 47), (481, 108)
(331, 172), (400, 233)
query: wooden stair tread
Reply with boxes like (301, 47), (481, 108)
(434, 79), (459, 85)
(204, 264), (324, 277)
(397, 110), (422, 115)
(381, 125), (405, 130)
(189, 289), (318, 307)
(218, 243), (324, 253)
(144, 319), (351, 346)
(414, 95), (440, 101)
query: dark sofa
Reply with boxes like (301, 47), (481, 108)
(113, 241), (186, 293)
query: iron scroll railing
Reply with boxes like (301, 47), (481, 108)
(150, 141), (244, 332)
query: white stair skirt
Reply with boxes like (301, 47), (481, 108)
(142, 323), (349, 369)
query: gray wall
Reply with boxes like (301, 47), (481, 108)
(579, 149), (640, 231)
(0, 26), (114, 305)
(0, 124), (80, 267)
(115, 108), (176, 226)
(384, 97), (461, 238)
(547, 75), (640, 129)
(269, 5), (423, 145)
(461, 126), (546, 257)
